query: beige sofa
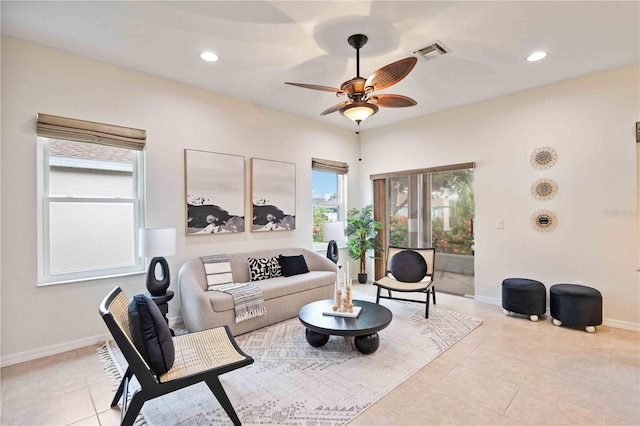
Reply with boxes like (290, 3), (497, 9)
(178, 247), (337, 335)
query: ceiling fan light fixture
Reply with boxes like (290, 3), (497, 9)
(340, 102), (379, 123)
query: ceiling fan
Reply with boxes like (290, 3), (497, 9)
(285, 34), (418, 124)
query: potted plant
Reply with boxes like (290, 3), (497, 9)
(345, 205), (383, 283)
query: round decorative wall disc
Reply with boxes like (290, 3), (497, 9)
(530, 146), (558, 170)
(531, 178), (558, 201)
(531, 210), (557, 232)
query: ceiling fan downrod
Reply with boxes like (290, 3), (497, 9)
(348, 34), (368, 78)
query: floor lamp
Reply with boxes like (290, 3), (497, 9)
(139, 228), (176, 296)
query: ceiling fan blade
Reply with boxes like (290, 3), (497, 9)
(285, 82), (345, 95)
(320, 101), (350, 116)
(365, 57), (418, 92)
(370, 94), (417, 108)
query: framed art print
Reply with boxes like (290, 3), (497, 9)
(251, 158), (296, 231)
(185, 149), (245, 234)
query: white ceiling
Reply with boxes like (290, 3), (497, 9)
(2, 1), (638, 130)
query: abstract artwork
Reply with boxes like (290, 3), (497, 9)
(185, 149), (245, 235)
(251, 158), (296, 231)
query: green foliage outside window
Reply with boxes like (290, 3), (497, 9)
(386, 170), (474, 255)
(312, 206), (331, 243)
(388, 214), (409, 247)
(432, 170), (474, 255)
(432, 217), (474, 255)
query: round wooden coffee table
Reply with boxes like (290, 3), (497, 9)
(298, 299), (393, 354)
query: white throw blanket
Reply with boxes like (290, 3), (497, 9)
(200, 255), (266, 323)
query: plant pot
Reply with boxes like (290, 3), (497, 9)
(358, 273), (367, 284)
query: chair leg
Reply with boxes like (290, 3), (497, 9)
(121, 392), (145, 426)
(432, 286), (436, 305)
(425, 290), (431, 319)
(375, 286), (381, 304)
(205, 377), (241, 426)
(111, 367), (133, 407)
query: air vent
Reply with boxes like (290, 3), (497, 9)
(413, 41), (450, 61)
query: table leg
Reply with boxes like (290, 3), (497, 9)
(305, 329), (329, 347)
(354, 333), (380, 354)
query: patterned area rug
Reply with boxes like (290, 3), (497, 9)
(100, 293), (481, 425)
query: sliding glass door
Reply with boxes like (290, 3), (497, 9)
(382, 166), (475, 296)
(430, 169), (474, 257)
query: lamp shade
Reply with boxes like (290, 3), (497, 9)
(323, 221), (344, 242)
(340, 102), (379, 123)
(139, 228), (176, 257)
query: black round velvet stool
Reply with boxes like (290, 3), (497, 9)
(502, 278), (546, 322)
(550, 284), (602, 333)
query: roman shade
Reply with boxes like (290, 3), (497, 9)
(36, 113), (146, 151)
(312, 158), (349, 174)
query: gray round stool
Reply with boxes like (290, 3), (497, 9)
(550, 284), (602, 333)
(501, 278), (546, 322)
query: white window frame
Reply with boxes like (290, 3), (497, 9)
(312, 171), (347, 250)
(37, 137), (146, 285)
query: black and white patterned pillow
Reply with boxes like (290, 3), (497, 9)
(269, 257), (282, 277)
(248, 256), (283, 281)
(248, 257), (271, 281)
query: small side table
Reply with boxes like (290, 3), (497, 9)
(147, 290), (175, 336)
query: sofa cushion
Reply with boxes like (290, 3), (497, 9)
(269, 257), (282, 277)
(248, 257), (282, 281)
(248, 257), (271, 281)
(278, 254), (309, 277)
(207, 271), (334, 313)
(128, 295), (175, 375)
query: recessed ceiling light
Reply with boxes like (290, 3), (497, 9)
(526, 51), (547, 62)
(200, 51), (219, 62)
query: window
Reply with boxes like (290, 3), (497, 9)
(311, 158), (348, 245)
(36, 114), (146, 285)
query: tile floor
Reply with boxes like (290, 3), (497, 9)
(1, 289), (638, 425)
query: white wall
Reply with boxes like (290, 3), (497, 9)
(0, 36), (358, 364)
(2, 35), (638, 365)
(357, 64), (640, 329)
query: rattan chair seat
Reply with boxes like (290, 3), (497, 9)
(161, 328), (247, 382)
(375, 276), (432, 292)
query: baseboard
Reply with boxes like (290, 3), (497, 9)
(473, 295), (640, 332)
(473, 295), (501, 306)
(603, 318), (640, 332)
(0, 332), (111, 367)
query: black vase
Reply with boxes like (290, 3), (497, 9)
(358, 273), (367, 284)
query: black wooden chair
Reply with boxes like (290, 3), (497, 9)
(373, 246), (436, 318)
(99, 287), (254, 426)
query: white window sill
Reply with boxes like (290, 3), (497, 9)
(38, 269), (146, 287)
